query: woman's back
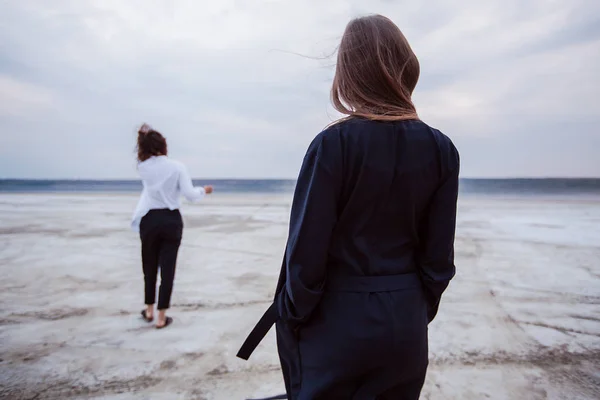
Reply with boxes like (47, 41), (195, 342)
(131, 154), (206, 232)
(325, 118), (459, 279)
(138, 156), (183, 205)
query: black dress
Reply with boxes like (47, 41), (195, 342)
(238, 118), (460, 400)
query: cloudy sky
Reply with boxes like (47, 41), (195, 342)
(1, 0), (599, 179)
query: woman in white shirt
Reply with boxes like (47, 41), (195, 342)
(132, 123), (213, 329)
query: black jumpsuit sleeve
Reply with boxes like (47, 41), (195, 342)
(418, 140), (460, 322)
(276, 132), (341, 330)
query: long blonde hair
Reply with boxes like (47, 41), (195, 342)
(331, 15), (420, 122)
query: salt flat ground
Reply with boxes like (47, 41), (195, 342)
(0, 193), (599, 400)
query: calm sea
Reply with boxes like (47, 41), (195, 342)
(1, 179), (600, 197)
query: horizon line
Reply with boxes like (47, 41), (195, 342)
(1, 177), (600, 181)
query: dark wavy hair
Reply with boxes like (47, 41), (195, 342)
(137, 124), (167, 162)
(331, 14), (420, 122)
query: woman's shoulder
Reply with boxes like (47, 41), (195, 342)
(157, 155), (178, 165)
(417, 120), (454, 142)
(146, 157), (187, 174)
(312, 117), (358, 145)
(165, 158), (189, 174)
(419, 121), (458, 156)
(416, 121), (460, 169)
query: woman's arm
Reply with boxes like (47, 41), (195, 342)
(418, 141), (460, 322)
(178, 163), (212, 202)
(276, 132), (341, 330)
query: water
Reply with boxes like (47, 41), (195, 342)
(1, 178), (599, 197)
(458, 178), (600, 197)
(0, 179), (296, 194)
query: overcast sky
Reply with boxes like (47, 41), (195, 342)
(1, 0), (599, 179)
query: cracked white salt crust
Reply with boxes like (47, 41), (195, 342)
(0, 193), (599, 399)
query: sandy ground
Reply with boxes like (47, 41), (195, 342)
(0, 193), (599, 400)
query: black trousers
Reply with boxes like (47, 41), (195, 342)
(139, 209), (183, 310)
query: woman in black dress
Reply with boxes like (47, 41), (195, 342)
(239, 14), (459, 400)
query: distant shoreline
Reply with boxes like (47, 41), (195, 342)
(1, 178), (600, 197)
(1, 178), (598, 181)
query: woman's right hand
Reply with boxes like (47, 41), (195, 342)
(204, 185), (214, 194)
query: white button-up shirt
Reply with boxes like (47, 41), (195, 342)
(131, 156), (205, 232)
